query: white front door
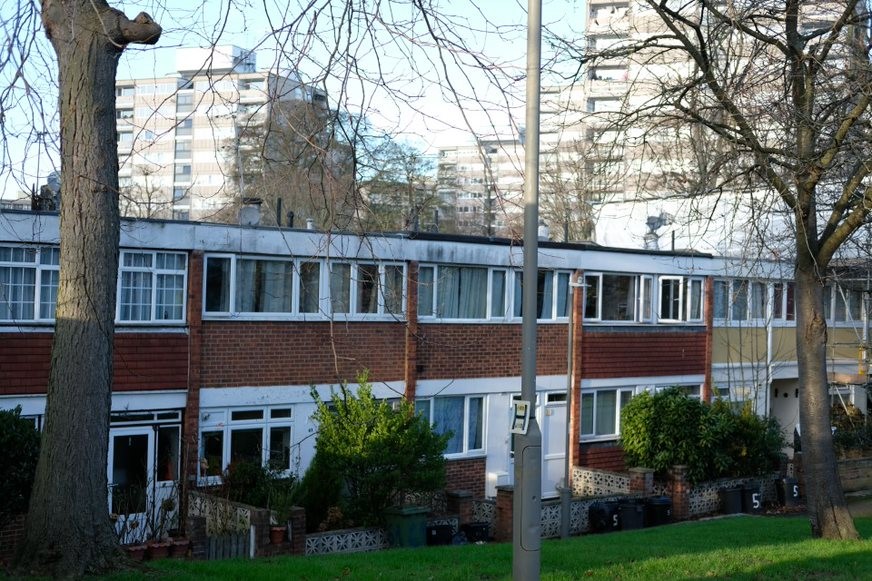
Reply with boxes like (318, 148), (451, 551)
(541, 398), (567, 499)
(108, 427), (154, 544)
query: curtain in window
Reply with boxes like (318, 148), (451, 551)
(537, 270), (553, 318)
(39, 269), (58, 319)
(418, 267), (435, 316)
(583, 275), (599, 319)
(438, 266), (486, 318)
(120, 270), (152, 321)
(594, 390), (617, 435)
(236, 259), (293, 313)
(433, 397), (464, 454)
(0, 266), (35, 319)
(731, 281), (748, 321)
(713, 281), (728, 319)
(556, 272), (569, 317)
(491, 270), (506, 318)
(580, 393), (594, 435)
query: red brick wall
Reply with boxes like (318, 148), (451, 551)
(0, 513), (25, 567)
(444, 456), (486, 498)
(580, 329), (706, 378)
(200, 321), (406, 387)
(578, 443), (625, 472)
(416, 324), (567, 379)
(0, 332), (188, 394)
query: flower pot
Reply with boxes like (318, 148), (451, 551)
(147, 541), (171, 560)
(270, 526), (286, 545)
(124, 544), (147, 561)
(169, 537), (190, 559)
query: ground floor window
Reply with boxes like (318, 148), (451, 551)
(416, 395), (485, 455)
(199, 406), (296, 480)
(580, 388), (633, 440)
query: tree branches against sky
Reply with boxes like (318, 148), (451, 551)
(0, 0), (585, 198)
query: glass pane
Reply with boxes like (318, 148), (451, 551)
(231, 410), (264, 421)
(111, 433), (149, 514)
(157, 426), (180, 482)
(467, 397), (484, 451)
(0, 266), (36, 319)
(823, 285), (832, 320)
(414, 399), (431, 420)
(785, 283), (795, 321)
(270, 408), (292, 419)
(660, 278), (682, 320)
(201, 431), (224, 477)
(156, 273), (184, 320)
(384, 265), (404, 315)
(433, 397), (464, 454)
(513, 272), (522, 317)
(120, 270), (152, 321)
(688, 279), (703, 320)
(583, 275), (599, 319)
(594, 390), (617, 435)
(641, 276), (652, 321)
(731, 281), (748, 321)
(750, 282), (765, 319)
(330, 263), (351, 314)
(39, 269), (59, 319)
(491, 270), (506, 318)
(437, 266), (487, 319)
(356, 264), (380, 314)
(417, 267), (435, 317)
(205, 257), (231, 312)
(269, 426), (292, 471)
(601, 274), (635, 321)
(236, 259), (293, 313)
(580, 393), (594, 436)
(849, 289), (863, 321)
(714, 280), (729, 319)
(537, 270), (554, 319)
(230, 428), (263, 465)
(556, 272), (569, 317)
(299, 261), (320, 314)
(834, 287), (847, 322)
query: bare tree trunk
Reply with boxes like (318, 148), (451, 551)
(795, 250), (858, 540)
(15, 2), (160, 576)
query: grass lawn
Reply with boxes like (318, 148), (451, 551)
(109, 516), (872, 580)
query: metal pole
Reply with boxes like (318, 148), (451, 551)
(560, 284), (574, 539)
(514, 0), (542, 578)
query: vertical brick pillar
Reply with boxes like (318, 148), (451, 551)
(186, 515), (207, 560)
(629, 467), (654, 496)
(702, 276), (714, 403)
(568, 269), (583, 470)
(288, 506), (306, 556)
(183, 251), (204, 481)
(446, 490), (474, 527)
(251, 507), (271, 557)
(669, 465), (690, 521)
(404, 261), (419, 401)
(494, 485), (514, 542)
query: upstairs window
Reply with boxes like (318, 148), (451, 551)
(658, 276), (703, 323)
(583, 273), (653, 322)
(513, 269), (571, 320)
(118, 251), (187, 322)
(418, 265), (506, 320)
(0, 245), (59, 322)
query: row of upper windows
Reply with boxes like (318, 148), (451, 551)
(713, 279), (867, 325)
(5, 244), (866, 327)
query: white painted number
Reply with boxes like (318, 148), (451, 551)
(792, 484), (799, 498)
(752, 493), (761, 509)
(612, 514), (619, 528)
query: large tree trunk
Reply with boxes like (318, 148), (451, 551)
(795, 252), (858, 540)
(15, 3), (160, 577)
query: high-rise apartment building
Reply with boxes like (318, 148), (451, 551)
(116, 46), (324, 221)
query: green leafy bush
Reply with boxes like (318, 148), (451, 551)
(620, 388), (784, 483)
(832, 403), (872, 456)
(300, 372), (449, 529)
(0, 406), (41, 517)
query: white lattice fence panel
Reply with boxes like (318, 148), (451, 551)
(540, 501), (562, 538)
(572, 467), (630, 497)
(305, 527), (388, 556)
(688, 477), (749, 516)
(473, 499), (496, 538)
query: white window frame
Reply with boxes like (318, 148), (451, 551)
(512, 268), (572, 321)
(417, 395), (486, 457)
(418, 264), (508, 321)
(657, 276), (684, 322)
(116, 250), (187, 324)
(580, 387), (634, 442)
(202, 255), (404, 320)
(0, 245), (59, 323)
(198, 405), (296, 483)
